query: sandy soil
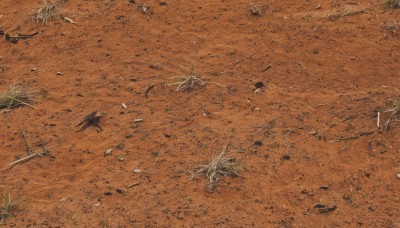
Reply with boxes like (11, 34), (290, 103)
(1, 0), (400, 227)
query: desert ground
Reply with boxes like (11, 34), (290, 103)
(1, 0), (400, 227)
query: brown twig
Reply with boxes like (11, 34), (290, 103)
(4, 148), (50, 170)
(20, 130), (34, 155)
(330, 131), (374, 142)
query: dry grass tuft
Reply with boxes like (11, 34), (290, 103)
(195, 145), (242, 192)
(36, 0), (60, 24)
(386, 0), (400, 8)
(0, 85), (35, 112)
(174, 75), (206, 92)
(170, 64), (226, 92)
(0, 193), (19, 225)
(250, 3), (266, 16)
(384, 98), (400, 132)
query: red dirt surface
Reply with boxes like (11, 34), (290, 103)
(1, 0), (400, 227)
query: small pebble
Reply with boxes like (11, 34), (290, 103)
(56, 71), (64, 76)
(104, 149), (112, 156)
(134, 118), (143, 123)
(254, 88), (262, 94)
(397, 173), (400, 179)
(118, 157), (125, 162)
(255, 82), (265, 88)
(59, 198), (67, 202)
(122, 103), (127, 109)
(133, 168), (141, 174)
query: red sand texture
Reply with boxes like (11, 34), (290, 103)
(1, 0), (400, 227)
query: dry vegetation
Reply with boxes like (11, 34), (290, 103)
(173, 76), (206, 92)
(386, 0), (400, 8)
(250, 2), (266, 16)
(0, 193), (19, 225)
(195, 145), (242, 192)
(384, 98), (400, 131)
(0, 85), (35, 112)
(1, 0), (400, 226)
(36, 0), (60, 24)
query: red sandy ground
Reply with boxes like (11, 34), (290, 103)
(0, 0), (400, 227)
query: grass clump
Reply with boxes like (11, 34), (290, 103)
(384, 98), (400, 131)
(250, 3), (266, 16)
(36, 0), (60, 24)
(386, 0), (400, 8)
(195, 145), (242, 192)
(0, 85), (35, 112)
(172, 75), (206, 92)
(0, 193), (19, 225)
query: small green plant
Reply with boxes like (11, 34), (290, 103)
(0, 85), (35, 112)
(386, 0), (400, 8)
(195, 145), (242, 192)
(0, 193), (19, 225)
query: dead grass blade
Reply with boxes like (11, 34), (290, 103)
(195, 144), (242, 192)
(4, 133), (53, 170)
(0, 193), (19, 225)
(384, 98), (400, 132)
(327, 6), (369, 19)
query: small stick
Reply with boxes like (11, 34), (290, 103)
(63, 17), (76, 24)
(234, 53), (255, 65)
(5, 152), (44, 169)
(314, 103), (326, 108)
(261, 64), (271, 72)
(126, 182), (141, 189)
(205, 82), (226, 88)
(154, 153), (160, 165)
(144, 85), (155, 98)
(336, 114), (359, 124)
(5, 96), (36, 109)
(330, 131), (374, 142)
(337, 145), (349, 153)
(20, 130), (34, 155)
(377, 111), (380, 128)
